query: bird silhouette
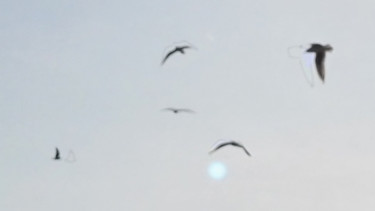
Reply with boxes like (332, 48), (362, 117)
(53, 147), (61, 160)
(161, 45), (191, 65)
(306, 43), (333, 82)
(162, 108), (195, 114)
(209, 140), (251, 156)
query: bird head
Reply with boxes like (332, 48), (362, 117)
(306, 43), (323, 52)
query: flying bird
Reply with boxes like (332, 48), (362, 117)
(306, 43), (333, 82)
(53, 147), (61, 160)
(209, 140), (251, 156)
(161, 45), (191, 65)
(162, 108), (195, 114)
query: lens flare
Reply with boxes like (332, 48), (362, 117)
(208, 161), (227, 180)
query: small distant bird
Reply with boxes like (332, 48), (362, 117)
(162, 108), (195, 114)
(306, 43), (333, 82)
(53, 148), (60, 160)
(209, 140), (251, 156)
(161, 45), (191, 65)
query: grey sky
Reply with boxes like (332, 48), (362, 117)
(2, 0), (375, 210)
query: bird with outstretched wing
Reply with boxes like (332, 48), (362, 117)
(162, 107), (195, 114)
(161, 45), (191, 65)
(53, 147), (61, 160)
(306, 43), (333, 82)
(209, 140), (251, 156)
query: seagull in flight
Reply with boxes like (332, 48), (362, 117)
(209, 140), (251, 156)
(53, 147), (61, 160)
(161, 45), (191, 65)
(162, 108), (195, 114)
(306, 43), (333, 82)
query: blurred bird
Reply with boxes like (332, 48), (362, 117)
(209, 140), (251, 156)
(161, 45), (191, 65)
(162, 108), (195, 114)
(306, 43), (333, 82)
(53, 148), (60, 160)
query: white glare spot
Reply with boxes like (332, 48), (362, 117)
(208, 161), (227, 180)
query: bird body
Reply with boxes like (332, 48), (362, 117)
(53, 148), (60, 160)
(209, 140), (251, 156)
(162, 108), (195, 114)
(161, 45), (191, 65)
(306, 43), (333, 82)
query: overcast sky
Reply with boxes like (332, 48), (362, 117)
(2, 0), (375, 210)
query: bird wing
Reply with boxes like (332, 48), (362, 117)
(161, 49), (178, 65)
(55, 148), (60, 158)
(315, 52), (326, 82)
(230, 142), (251, 156)
(209, 142), (230, 154)
(209, 140), (237, 152)
(162, 108), (176, 112)
(210, 140), (251, 156)
(180, 45), (191, 50)
(178, 108), (195, 113)
(239, 145), (251, 156)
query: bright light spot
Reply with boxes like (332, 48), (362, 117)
(208, 161), (227, 180)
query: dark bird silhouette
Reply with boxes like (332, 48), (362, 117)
(161, 46), (191, 65)
(209, 140), (251, 156)
(306, 43), (333, 82)
(53, 147), (61, 160)
(162, 108), (195, 114)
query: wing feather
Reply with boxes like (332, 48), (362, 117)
(161, 49), (178, 65)
(178, 109), (195, 113)
(315, 52), (326, 82)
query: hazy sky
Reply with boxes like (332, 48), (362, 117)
(2, 0), (375, 210)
